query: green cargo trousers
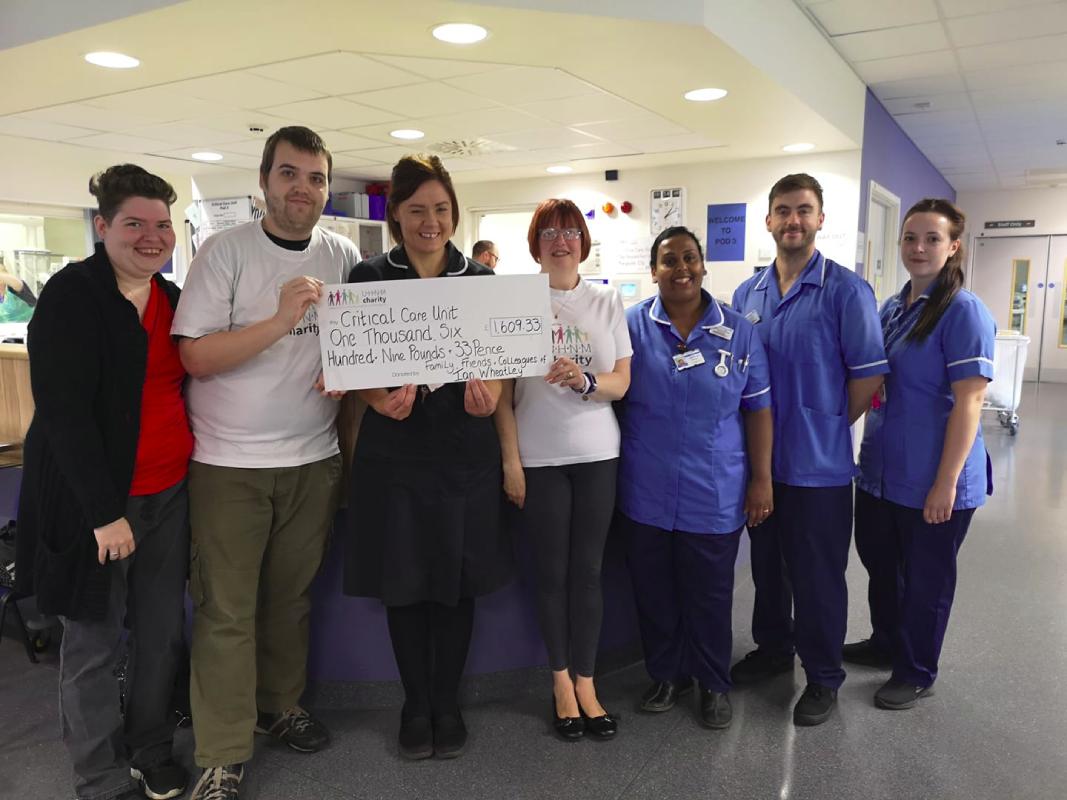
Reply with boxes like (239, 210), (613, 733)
(187, 455), (342, 767)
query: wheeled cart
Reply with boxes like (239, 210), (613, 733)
(984, 333), (1029, 435)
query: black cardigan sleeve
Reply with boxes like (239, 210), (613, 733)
(26, 274), (126, 529)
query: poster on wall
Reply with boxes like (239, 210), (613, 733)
(706, 203), (747, 261)
(189, 196), (263, 252)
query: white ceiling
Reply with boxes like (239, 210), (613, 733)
(797, 0), (1067, 190)
(0, 0), (861, 187)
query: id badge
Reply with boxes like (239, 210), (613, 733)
(672, 349), (706, 371)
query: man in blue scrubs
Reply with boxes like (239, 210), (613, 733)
(730, 174), (888, 725)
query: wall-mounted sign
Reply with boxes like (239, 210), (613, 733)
(706, 203), (746, 261)
(984, 220), (1035, 229)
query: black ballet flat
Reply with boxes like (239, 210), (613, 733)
(552, 698), (584, 741)
(579, 704), (618, 740)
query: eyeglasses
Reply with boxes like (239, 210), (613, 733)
(539, 227), (582, 241)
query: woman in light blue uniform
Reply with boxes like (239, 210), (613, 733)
(616, 226), (772, 729)
(850, 198), (995, 710)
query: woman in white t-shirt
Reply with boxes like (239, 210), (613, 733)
(495, 198), (632, 742)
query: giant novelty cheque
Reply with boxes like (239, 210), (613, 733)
(317, 274), (553, 391)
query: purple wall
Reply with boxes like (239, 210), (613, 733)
(857, 90), (955, 271)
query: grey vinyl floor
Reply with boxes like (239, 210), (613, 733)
(2, 383), (1066, 800)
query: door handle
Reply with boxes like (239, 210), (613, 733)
(1037, 282), (1045, 288)
(1050, 283), (1057, 289)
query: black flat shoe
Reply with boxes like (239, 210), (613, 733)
(552, 698), (584, 741)
(579, 703), (618, 740)
(398, 714), (433, 760)
(433, 711), (468, 758)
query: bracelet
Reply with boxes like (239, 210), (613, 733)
(570, 372), (591, 395)
(582, 371), (597, 395)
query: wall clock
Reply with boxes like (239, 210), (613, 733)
(650, 187), (685, 236)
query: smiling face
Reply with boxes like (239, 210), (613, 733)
(900, 211), (960, 284)
(536, 214), (583, 276)
(392, 179), (454, 259)
(652, 233), (705, 306)
(259, 140), (329, 239)
(766, 188), (824, 257)
(95, 196), (175, 282)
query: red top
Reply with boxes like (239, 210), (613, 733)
(129, 280), (193, 496)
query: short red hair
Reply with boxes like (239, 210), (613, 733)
(527, 198), (591, 262)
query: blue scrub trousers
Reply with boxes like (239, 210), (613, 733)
(749, 482), (853, 689)
(622, 514), (742, 693)
(854, 488), (973, 688)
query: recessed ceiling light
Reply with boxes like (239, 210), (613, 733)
(432, 23), (489, 44)
(683, 87), (728, 102)
(191, 152), (224, 162)
(84, 51), (140, 69)
(782, 142), (815, 153)
(546, 165), (573, 174)
(390, 129), (425, 140)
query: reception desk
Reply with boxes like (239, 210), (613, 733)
(0, 343), (31, 450)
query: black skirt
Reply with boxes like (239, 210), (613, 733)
(343, 385), (513, 606)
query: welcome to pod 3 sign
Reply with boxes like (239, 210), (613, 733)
(317, 274), (553, 391)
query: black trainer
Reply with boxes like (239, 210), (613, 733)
(842, 638), (892, 669)
(255, 706), (330, 753)
(131, 760), (187, 800)
(730, 648), (795, 685)
(874, 679), (934, 710)
(793, 683), (837, 726)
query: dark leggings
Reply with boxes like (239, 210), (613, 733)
(523, 459), (618, 677)
(386, 599), (474, 719)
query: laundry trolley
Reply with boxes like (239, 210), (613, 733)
(984, 333), (1029, 435)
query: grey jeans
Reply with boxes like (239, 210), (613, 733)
(59, 478), (189, 800)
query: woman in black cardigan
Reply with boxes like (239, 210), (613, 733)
(16, 165), (193, 800)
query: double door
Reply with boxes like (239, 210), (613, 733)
(970, 235), (1067, 382)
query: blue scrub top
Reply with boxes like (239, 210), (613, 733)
(617, 291), (771, 535)
(857, 281), (995, 510)
(732, 250), (888, 487)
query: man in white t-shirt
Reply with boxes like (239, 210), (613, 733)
(172, 127), (359, 800)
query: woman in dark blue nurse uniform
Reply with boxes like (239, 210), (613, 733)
(849, 198), (995, 710)
(617, 226), (773, 729)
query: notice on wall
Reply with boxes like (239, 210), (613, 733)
(191, 196), (255, 251)
(317, 274), (553, 391)
(706, 203), (747, 261)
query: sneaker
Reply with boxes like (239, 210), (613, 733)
(255, 706), (329, 753)
(131, 760), (187, 800)
(729, 648), (794, 686)
(874, 679), (934, 710)
(793, 683), (837, 726)
(189, 765), (242, 800)
(842, 638), (892, 669)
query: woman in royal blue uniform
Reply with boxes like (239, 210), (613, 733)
(848, 198), (995, 710)
(616, 226), (773, 729)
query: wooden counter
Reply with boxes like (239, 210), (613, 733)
(0, 344), (32, 454)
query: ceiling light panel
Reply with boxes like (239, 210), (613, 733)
(431, 23), (489, 44)
(84, 51), (139, 69)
